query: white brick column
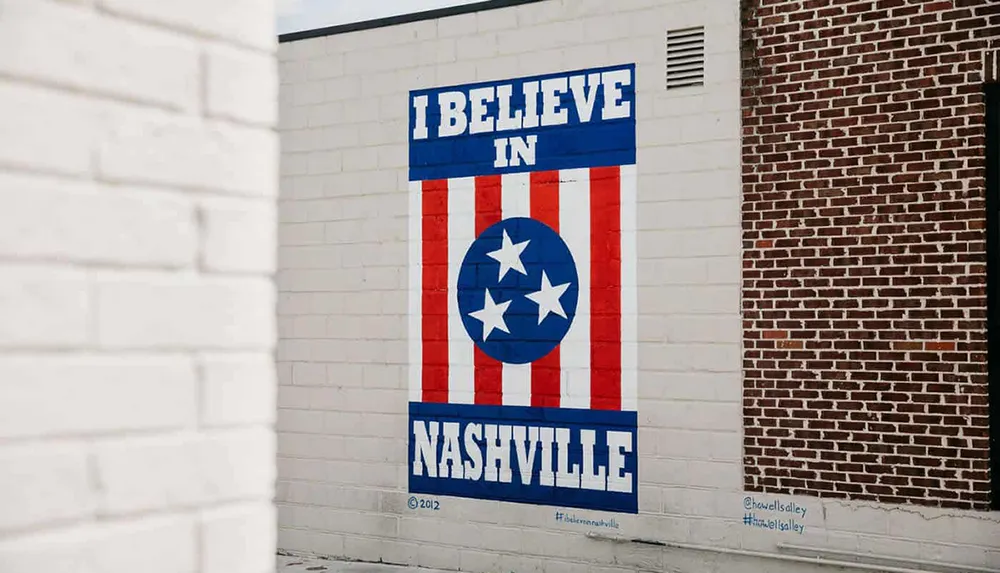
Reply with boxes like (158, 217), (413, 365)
(0, 2), (278, 573)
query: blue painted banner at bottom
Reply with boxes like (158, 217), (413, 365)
(408, 402), (638, 514)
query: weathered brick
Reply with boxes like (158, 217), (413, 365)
(742, 0), (998, 510)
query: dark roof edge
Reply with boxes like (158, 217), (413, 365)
(278, 0), (547, 43)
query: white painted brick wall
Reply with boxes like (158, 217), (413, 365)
(0, 2), (277, 573)
(276, 0), (1000, 572)
(0, 0), (201, 112)
(0, 174), (198, 267)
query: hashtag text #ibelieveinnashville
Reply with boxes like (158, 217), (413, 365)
(555, 511), (620, 529)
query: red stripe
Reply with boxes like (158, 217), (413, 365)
(422, 179), (449, 403)
(590, 166), (621, 411)
(474, 175), (503, 405)
(530, 170), (561, 408)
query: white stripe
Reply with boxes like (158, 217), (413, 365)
(619, 164), (638, 412)
(559, 168), (591, 409)
(501, 172), (531, 406)
(448, 177), (476, 404)
(408, 180), (422, 402)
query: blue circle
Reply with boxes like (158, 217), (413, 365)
(457, 217), (578, 364)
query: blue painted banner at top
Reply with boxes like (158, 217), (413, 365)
(408, 64), (636, 181)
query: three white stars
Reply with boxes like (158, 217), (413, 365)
(467, 232), (573, 340)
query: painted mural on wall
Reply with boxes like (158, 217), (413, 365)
(407, 64), (638, 513)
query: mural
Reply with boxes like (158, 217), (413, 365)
(407, 64), (638, 513)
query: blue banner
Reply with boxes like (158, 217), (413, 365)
(409, 402), (638, 513)
(408, 64), (636, 181)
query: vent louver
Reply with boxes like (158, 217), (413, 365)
(666, 27), (705, 89)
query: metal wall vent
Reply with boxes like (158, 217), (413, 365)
(666, 27), (705, 89)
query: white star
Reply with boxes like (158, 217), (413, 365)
(468, 288), (512, 341)
(486, 229), (530, 282)
(525, 271), (571, 325)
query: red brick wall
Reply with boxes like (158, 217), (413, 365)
(740, 0), (1000, 510)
